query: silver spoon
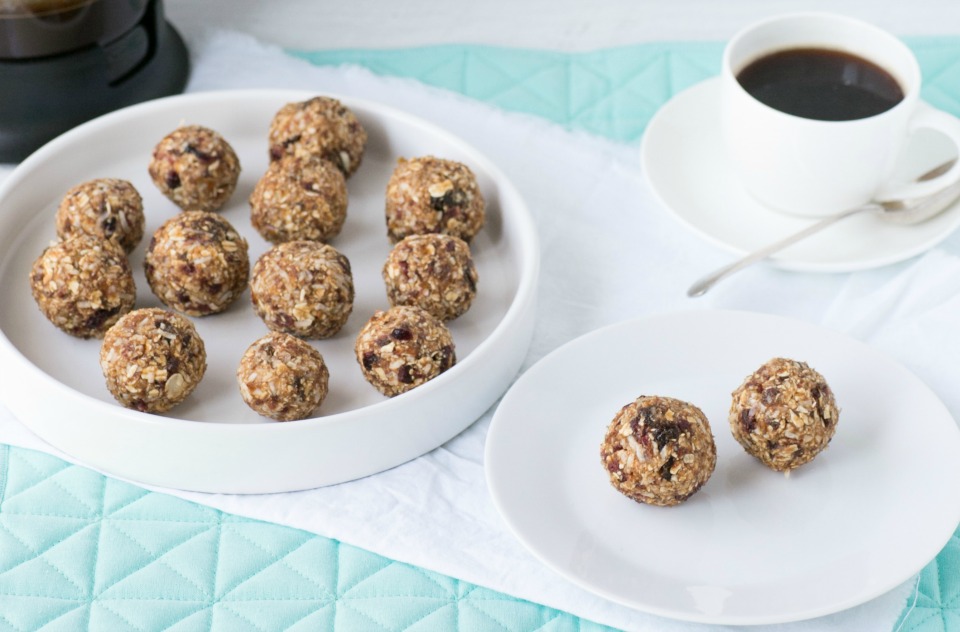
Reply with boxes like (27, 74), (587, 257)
(687, 160), (960, 297)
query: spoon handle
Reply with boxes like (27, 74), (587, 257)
(686, 203), (879, 297)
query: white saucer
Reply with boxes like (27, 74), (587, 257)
(640, 77), (960, 272)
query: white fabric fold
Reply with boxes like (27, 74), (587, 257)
(8, 27), (958, 631)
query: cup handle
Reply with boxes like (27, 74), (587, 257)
(877, 102), (960, 201)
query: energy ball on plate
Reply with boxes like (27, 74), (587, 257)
(148, 125), (241, 212)
(29, 234), (136, 339)
(249, 154), (348, 244)
(55, 178), (145, 253)
(600, 395), (717, 507)
(355, 305), (456, 397)
(250, 240), (354, 339)
(100, 307), (206, 413)
(729, 357), (839, 472)
(145, 211), (250, 316)
(237, 331), (330, 421)
(384, 156), (485, 244)
(268, 96), (367, 177)
(383, 233), (478, 321)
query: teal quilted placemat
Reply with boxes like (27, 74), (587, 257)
(292, 37), (960, 145)
(4, 37), (960, 631)
(0, 446), (613, 632)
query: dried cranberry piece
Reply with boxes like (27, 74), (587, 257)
(464, 266), (477, 292)
(391, 327), (413, 341)
(438, 345), (455, 371)
(102, 216), (117, 235)
(659, 456), (676, 481)
(184, 143), (215, 164)
(83, 306), (119, 333)
(322, 149), (347, 174)
(630, 405), (683, 448)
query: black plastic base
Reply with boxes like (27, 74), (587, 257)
(0, 0), (189, 163)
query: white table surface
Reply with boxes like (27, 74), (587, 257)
(165, 0), (960, 50)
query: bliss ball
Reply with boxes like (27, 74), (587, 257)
(383, 233), (478, 321)
(249, 154), (348, 244)
(55, 178), (145, 253)
(267, 96), (367, 177)
(384, 156), (485, 244)
(250, 241), (354, 339)
(600, 395), (717, 507)
(148, 125), (241, 212)
(237, 331), (330, 421)
(100, 308), (206, 413)
(354, 305), (456, 397)
(144, 211), (250, 316)
(729, 357), (839, 472)
(30, 234), (136, 339)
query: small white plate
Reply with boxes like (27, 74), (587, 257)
(0, 90), (539, 494)
(485, 310), (960, 625)
(640, 77), (960, 272)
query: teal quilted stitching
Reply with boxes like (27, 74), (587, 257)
(291, 38), (960, 142)
(1, 522), (96, 596)
(3, 456), (98, 518)
(103, 486), (216, 523)
(894, 532), (960, 630)
(339, 553), (459, 599)
(98, 521), (212, 596)
(0, 445), (9, 503)
(206, 510), (221, 630)
(290, 42), (725, 141)
(940, 534), (960, 609)
(95, 600), (148, 632)
(86, 506), (102, 632)
(216, 528), (331, 600)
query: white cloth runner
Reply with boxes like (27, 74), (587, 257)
(8, 28), (959, 631)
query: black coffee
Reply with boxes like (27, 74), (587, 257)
(736, 48), (904, 121)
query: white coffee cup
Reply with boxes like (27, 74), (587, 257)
(722, 12), (960, 217)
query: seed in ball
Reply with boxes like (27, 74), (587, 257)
(99, 308), (206, 413)
(383, 233), (478, 321)
(354, 305), (456, 397)
(55, 178), (145, 253)
(600, 395), (717, 507)
(148, 125), (241, 212)
(250, 240), (354, 339)
(729, 357), (839, 472)
(29, 234), (137, 339)
(250, 154), (348, 244)
(384, 156), (485, 244)
(237, 332), (330, 421)
(267, 96), (367, 177)
(145, 211), (250, 317)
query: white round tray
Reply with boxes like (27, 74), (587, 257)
(0, 90), (539, 494)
